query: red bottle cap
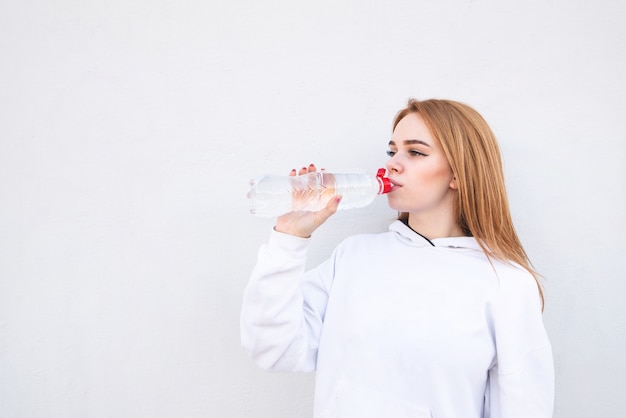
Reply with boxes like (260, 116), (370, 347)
(376, 168), (391, 194)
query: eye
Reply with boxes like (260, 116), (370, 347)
(386, 150), (396, 157)
(409, 150), (427, 157)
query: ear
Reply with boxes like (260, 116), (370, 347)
(449, 175), (458, 190)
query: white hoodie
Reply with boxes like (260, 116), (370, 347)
(241, 220), (554, 417)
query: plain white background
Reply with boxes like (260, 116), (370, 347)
(1, 0), (624, 417)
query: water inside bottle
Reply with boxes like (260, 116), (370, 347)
(289, 172), (337, 212)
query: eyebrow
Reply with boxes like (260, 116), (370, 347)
(388, 139), (431, 147)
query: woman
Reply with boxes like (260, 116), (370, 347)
(241, 99), (554, 417)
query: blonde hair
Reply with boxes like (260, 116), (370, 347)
(393, 98), (544, 309)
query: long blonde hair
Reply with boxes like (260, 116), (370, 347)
(394, 98), (544, 309)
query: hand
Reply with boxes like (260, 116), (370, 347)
(274, 164), (342, 238)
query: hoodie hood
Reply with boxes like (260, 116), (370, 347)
(389, 220), (483, 251)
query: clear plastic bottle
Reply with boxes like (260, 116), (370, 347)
(247, 168), (391, 217)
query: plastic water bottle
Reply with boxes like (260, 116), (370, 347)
(247, 168), (391, 217)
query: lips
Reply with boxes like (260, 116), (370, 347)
(388, 178), (402, 191)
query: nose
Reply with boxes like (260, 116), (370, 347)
(386, 153), (402, 174)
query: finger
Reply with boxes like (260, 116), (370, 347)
(308, 163), (317, 173)
(289, 169), (297, 176)
(327, 195), (342, 213)
(298, 166), (308, 175)
(316, 195), (342, 224)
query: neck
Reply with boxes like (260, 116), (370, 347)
(407, 212), (465, 240)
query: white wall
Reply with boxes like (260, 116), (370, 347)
(1, 0), (624, 417)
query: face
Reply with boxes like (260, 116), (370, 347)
(385, 112), (457, 217)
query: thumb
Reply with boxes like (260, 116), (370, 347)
(317, 195), (342, 222)
(299, 195), (342, 238)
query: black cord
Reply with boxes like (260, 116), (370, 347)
(400, 219), (435, 247)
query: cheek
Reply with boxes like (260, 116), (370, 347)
(417, 160), (453, 186)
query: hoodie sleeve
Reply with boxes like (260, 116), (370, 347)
(240, 229), (335, 372)
(485, 269), (555, 418)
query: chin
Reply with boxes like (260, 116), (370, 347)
(385, 196), (405, 212)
